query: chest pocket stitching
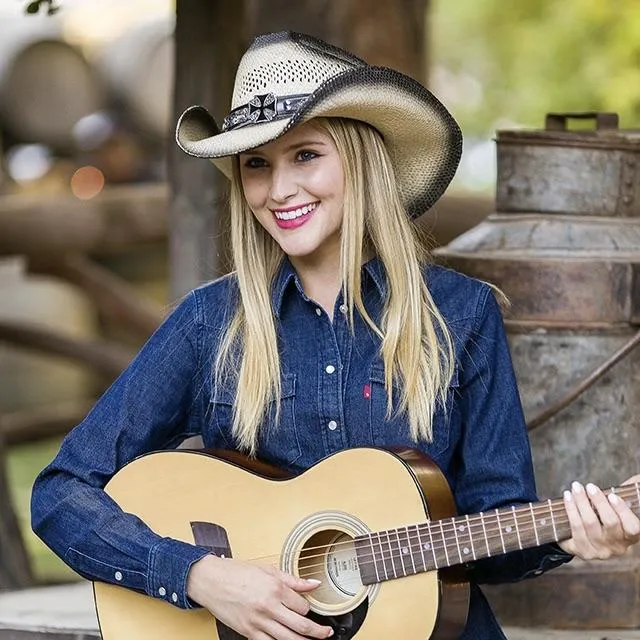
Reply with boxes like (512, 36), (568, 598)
(209, 373), (300, 464)
(368, 362), (459, 456)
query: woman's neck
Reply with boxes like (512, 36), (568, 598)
(290, 255), (342, 319)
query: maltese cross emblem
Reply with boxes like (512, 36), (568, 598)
(248, 93), (277, 123)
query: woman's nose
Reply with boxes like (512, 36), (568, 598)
(269, 165), (297, 202)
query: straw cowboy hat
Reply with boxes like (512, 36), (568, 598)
(176, 31), (462, 218)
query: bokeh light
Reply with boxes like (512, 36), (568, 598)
(70, 165), (105, 199)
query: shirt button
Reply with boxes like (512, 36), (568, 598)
(171, 592), (178, 603)
(315, 308), (322, 316)
(339, 304), (347, 314)
(328, 420), (338, 430)
(158, 586), (167, 597)
(325, 365), (336, 374)
(114, 571), (123, 582)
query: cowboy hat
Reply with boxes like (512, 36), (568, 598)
(176, 31), (462, 218)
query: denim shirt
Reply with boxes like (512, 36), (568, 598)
(31, 257), (571, 639)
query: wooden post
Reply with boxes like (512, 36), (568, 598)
(0, 436), (32, 590)
(168, 0), (245, 299)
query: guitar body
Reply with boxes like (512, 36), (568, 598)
(94, 447), (469, 639)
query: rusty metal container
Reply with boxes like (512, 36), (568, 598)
(435, 113), (640, 629)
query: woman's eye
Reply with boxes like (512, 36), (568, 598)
(297, 150), (318, 162)
(244, 157), (267, 169)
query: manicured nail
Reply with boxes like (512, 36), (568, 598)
(608, 493), (620, 505)
(306, 578), (322, 585)
(564, 490), (573, 502)
(572, 481), (583, 493)
(586, 483), (598, 496)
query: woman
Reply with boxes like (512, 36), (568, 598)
(32, 32), (640, 639)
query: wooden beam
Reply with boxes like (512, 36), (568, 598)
(0, 321), (133, 379)
(29, 255), (163, 338)
(0, 400), (94, 446)
(0, 184), (167, 257)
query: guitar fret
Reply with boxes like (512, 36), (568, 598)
(393, 528), (407, 577)
(480, 512), (491, 557)
(415, 524), (428, 572)
(384, 530), (398, 579)
(529, 502), (540, 546)
(398, 527), (416, 576)
(465, 514), (477, 561)
(368, 533), (380, 583)
(549, 499), (558, 541)
(439, 519), (450, 566)
(512, 506), (523, 550)
(451, 517), (463, 564)
(495, 509), (507, 554)
(375, 532), (389, 581)
(426, 522), (439, 569)
(635, 484), (640, 515)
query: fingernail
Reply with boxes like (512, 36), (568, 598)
(327, 630), (334, 637)
(586, 483), (598, 496)
(564, 490), (573, 502)
(572, 481), (583, 493)
(608, 493), (620, 505)
(306, 578), (322, 585)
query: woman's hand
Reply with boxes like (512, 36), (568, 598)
(558, 475), (640, 559)
(186, 554), (334, 640)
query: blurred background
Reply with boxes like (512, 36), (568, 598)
(1, 0), (639, 618)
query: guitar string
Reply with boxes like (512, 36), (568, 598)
(242, 497), (640, 573)
(240, 488), (639, 567)
(294, 518), (575, 576)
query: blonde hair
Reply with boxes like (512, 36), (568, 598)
(215, 117), (455, 455)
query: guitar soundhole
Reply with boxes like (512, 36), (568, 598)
(298, 529), (363, 605)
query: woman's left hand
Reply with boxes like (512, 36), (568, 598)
(558, 475), (640, 559)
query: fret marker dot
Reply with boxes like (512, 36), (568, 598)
(458, 525), (465, 532)
(463, 547), (470, 555)
(402, 547), (409, 555)
(540, 519), (546, 526)
(505, 526), (512, 533)
(423, 543), (431, 550)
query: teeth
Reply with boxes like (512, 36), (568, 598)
(274, 202), (317, 220)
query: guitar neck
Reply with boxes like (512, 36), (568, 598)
(355, 483), (640, 585)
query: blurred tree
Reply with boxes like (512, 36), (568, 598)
(432, 0), (640, 134)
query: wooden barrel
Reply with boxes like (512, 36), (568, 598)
(0, 18), (105, 150)
(95, 18), (174, 138)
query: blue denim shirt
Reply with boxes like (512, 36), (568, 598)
(31, 257), (571, 638)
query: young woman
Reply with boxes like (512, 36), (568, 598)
(32, 32), (640, 639)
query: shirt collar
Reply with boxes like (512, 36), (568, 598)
(271, 255), (388, 317)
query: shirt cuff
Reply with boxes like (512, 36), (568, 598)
(147, 537), (212, 609)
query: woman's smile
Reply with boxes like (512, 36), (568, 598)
(271, 201), (320, 229)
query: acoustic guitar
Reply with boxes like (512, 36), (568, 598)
(93, 447), (639, 639)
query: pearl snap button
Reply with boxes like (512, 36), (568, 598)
(158, 587), (167, 597)
(114, 571), (123, 581)
(171, 592), (178, 603)
(325, 365), (335, 374)
(339, 304), (347, 314)
(315, 308), (322, 316)
(328, 420), (338, 430)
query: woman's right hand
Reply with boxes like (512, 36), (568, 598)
(186, 554), (334, 639)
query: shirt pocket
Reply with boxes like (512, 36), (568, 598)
(368, 362), (459, 458)
(208, 373), (302, 468)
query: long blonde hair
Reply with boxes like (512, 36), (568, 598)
(214, 117), (455, 455)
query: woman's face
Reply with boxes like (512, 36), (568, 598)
(239, 121), (345, 267)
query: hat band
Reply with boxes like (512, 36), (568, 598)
(222, 92), (310, 132)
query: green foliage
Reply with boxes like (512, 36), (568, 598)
(432, 0), (640, 134)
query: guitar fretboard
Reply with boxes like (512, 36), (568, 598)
(354, 483), (640, 585)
